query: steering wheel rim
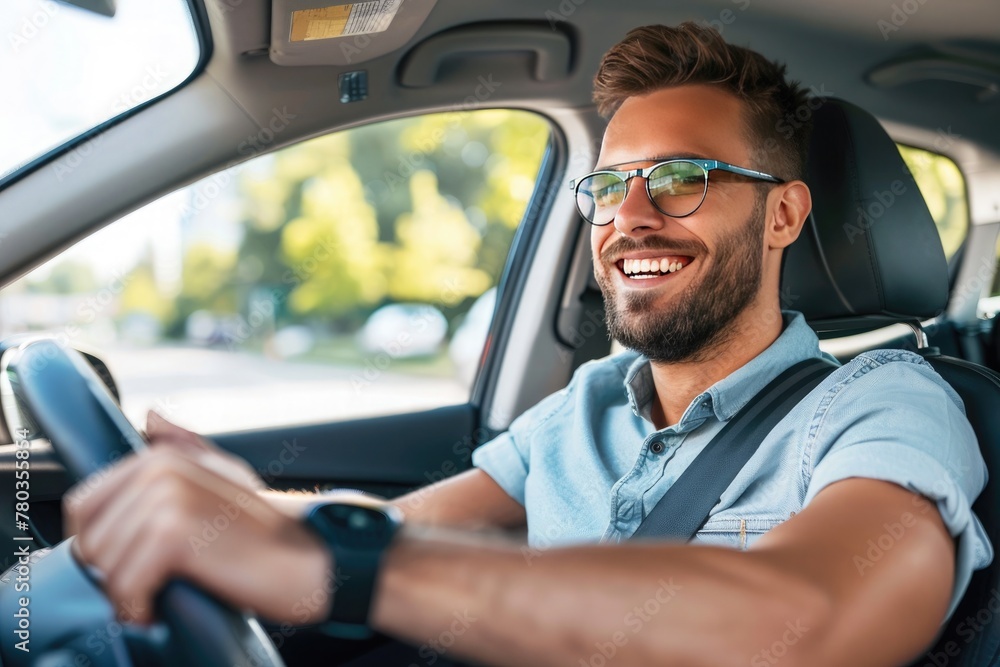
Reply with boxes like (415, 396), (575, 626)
(2, 338), (285, 667)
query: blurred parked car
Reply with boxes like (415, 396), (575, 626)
(357, 303), (448, 358)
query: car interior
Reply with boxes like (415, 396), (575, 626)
(2, 0), (1000, 665)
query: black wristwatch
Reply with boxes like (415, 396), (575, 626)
(302, 497), (403, 635)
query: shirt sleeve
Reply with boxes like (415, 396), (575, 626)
(471, 381), (576, 506)
(804, 352), (993, 620)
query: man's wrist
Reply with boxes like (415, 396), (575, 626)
(301, 498), (403, 632)
(260, 488), (389, 519)
(294, 528), (337, 624)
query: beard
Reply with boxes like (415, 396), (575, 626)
(596, 194), (767, 364)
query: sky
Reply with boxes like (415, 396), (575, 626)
(1, 0), (200, 178)
(1, 0), (217, 286)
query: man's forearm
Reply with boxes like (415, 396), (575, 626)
(260, 487), (463, 524)
(370, 527), (829, 667)
(261, 488), (385, 519)
(262, 469), (526, 528)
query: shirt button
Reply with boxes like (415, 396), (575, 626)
(650, 441), (665, 454)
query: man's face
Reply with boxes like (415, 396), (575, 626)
(590, 84), (769, 363)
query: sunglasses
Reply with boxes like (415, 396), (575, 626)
(569, 159), (784, 225)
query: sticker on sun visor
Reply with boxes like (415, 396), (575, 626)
(290, 0), (402, 42)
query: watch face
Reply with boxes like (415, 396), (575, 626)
(310, 503), (397, 548)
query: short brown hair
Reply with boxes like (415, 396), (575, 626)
(593, 23), (812, 181)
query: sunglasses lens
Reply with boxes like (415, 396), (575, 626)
(648, 161), (707, 217)
(576, 172), (625, 225)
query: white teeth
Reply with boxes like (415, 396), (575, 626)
(621, 257), (688, 276)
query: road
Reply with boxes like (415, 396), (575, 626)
(102, 345), (468, 435)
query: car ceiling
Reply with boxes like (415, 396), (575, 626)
(2, 0), (999, 285)
(215, 0), (1000, 154)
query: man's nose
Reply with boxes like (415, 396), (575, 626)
(613, 177), (667, 237)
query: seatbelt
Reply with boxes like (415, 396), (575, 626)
(631, 357), (838, 541)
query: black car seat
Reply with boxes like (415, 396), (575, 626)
(783, 97), (1000, 667)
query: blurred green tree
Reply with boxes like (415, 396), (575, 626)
(144, 110), (550, 338)
(897, 144), (967, 259)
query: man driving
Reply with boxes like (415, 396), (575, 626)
(67, 22), (991, 667)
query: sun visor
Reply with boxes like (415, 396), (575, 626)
(270, 0), (438, 66)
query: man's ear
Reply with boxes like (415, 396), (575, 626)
(766, 181), (812, 250)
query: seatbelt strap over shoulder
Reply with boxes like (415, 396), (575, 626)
(630, 357), (838, 542)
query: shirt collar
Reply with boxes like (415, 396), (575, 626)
(623, 311), (828, 427)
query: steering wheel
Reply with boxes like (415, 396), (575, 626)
(0, 339), (285, 667)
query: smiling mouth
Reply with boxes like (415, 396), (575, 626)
(616, 256), (693, 280)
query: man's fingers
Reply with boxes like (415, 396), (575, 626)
(63, 451), (146, 537)
(103, 519), (181, 624)
(146, 410), (212, 452)
(76, 471), (182, 575)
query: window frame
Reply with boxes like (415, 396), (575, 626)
(0, 105), (562, 433)
(0, 0), (214, 193)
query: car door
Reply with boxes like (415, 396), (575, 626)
(0, 108), (557, 554)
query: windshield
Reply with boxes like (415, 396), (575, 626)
(0, 0), (202, 181)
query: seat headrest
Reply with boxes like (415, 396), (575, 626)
(780, 98), (949, 330)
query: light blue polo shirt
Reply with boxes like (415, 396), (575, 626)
(472, 311), (992, 618)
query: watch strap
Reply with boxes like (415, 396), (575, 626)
(303, 501), (401, 632)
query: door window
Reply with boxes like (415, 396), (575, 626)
(0, 110), (551, 432)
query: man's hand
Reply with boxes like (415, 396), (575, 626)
(144, 410), (264, 491)
(63, 412), (333, 626)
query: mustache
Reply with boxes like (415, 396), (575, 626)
(600, 236), (706, 263)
